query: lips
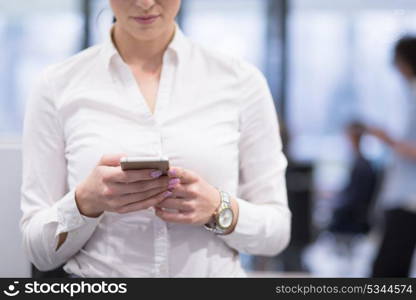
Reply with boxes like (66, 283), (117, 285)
(132, 15), (160, 25)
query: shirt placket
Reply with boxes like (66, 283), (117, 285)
(153, 218), (169, 277)
(153, 49), (175, 124)
(111, 49), (176, 277)
(152, 50), (176, 277)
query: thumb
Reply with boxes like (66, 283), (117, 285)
(168, 166), (197, 184)
(99, 153), (127, 167)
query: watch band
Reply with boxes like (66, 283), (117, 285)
(219, 190), (231, 209)
(204, 189), (232, 235)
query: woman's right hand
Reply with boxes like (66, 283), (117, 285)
(74, 154), (176, 218)
(365, 126), (395, 146)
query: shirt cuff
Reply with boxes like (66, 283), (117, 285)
(54, 189), (102, 237)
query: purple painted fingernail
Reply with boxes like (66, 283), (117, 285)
(168, 169), (176, 177)
(150, 170), (163, 178)
(163, 191), (173, 198)
(168, 178), (180, 188)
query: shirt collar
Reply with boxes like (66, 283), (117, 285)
(100, 23), (190, 70)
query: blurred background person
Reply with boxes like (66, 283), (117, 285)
(366, 36), (416, 277)
(323, 121), (379, 264)
(328, 122), (378, 236)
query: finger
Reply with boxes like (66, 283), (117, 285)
(105, 167), (164, 184)
(109, 176), (171, 194)
(156, 198), (194, 212)
(167, 166), (198, 184)
(154, 207), (194, 224)
(168, 183), (198, 199)
(115, 187), (170, 207)
(116, 190), (173, 214)
(99, 153), (127, 167)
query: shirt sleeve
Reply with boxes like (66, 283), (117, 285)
(218, 61), (291, 256)
(20, 68), (102, 272)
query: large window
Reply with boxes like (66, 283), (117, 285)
(0, 0), (83, 137)
(181, 0), (268, 72)
(89, 0), (114, 46)
(287, 0), (416, 225)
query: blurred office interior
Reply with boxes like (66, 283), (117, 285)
(1, 0), (416, 277)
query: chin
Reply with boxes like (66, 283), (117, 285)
(130, 27), (166, 41)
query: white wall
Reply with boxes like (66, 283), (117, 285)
(0, 144), (30, 277)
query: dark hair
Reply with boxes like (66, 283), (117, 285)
(394, 36), (416, 76)
(346, 121), (365, 136)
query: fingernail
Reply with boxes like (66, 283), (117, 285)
(163, 191), (172, 198)
(168, 178), (180, 188)
(168, 169), (176, 177)
(150, 170), (162, 178)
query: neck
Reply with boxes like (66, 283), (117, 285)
(112, 23), (176, 68)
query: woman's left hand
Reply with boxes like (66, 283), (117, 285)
(154, 166), (221, 225)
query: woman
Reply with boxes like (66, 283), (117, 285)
(367, 36), (416, 277)
(20, 0), (290, 277)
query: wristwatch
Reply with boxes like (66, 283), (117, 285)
(204, 189), (234, 235)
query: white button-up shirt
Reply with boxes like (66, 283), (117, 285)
(378, 80), (416, 213)
(20, 26), (291, 277)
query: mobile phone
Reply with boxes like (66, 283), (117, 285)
(120, 156), (170, 174)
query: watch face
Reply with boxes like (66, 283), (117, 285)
(218, 208), (233, 229)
